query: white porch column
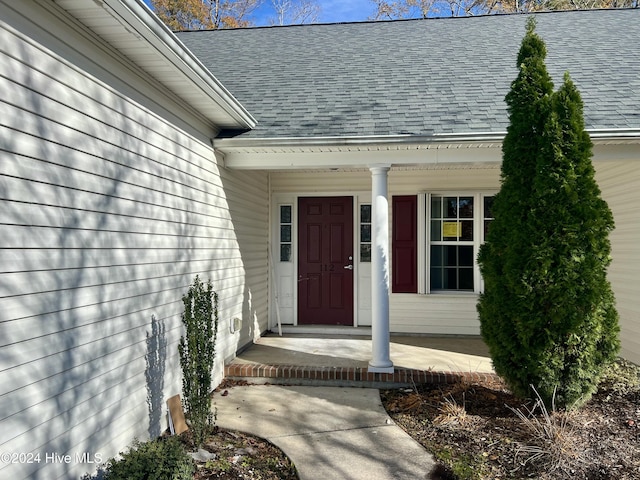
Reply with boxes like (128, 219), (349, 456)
(368, 165), (394, 373)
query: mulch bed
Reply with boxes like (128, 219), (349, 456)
(381, 368), (640, 480)
(187, 427), (297, 480)
(181, 379), (298, 480)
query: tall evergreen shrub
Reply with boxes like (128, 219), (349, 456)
(477, 18), (619, 408)
(179, 275), (218, 446)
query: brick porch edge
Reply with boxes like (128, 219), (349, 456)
(225, 363), (498, 386)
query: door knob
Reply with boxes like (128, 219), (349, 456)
(344, 265), (353, 270)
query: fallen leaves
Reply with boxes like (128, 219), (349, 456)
(381, 375), (640, 480)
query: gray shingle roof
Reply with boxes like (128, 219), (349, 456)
(176, 9), (640, 140)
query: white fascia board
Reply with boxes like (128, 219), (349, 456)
(215, 132), (508, 149)
(216, 130), (640, 170)
(106, 0), (256, 129)
(59, 0), (256, 130)
(589, 129), (640, 141)
(217, 128), (640, 150)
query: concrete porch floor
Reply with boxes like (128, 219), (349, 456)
(225, 331), (496, 387)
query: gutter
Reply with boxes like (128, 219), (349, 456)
(215, 128), (640, 149)
(588, 129), (640, 141)
(215, 132), (508, 149)
(98, 0), (256, 129)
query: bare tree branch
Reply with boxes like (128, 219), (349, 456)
(369, 0), (638, 21)
(270, 0), (321, 25)
(151, 0), (262, 30)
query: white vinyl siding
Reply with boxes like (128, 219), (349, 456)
(269, 167), (501, 334)
(217, 166), (269, 360)
(595, 160), (640, 365)
(0, 5), (267, 480)
(390, 293), (480, 335)
(269, 162), (640, 353)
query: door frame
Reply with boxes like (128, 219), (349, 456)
(297, 196), (354, 325)
(271, 192), (370, 329)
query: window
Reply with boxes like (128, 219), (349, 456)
(430, 196), (475, 291)
(483, 195), (494, 238)
(360, 204), (372, 262)
(427, 193), (494, 293)
(279, 205), (292, 262)
(390, 193), (494, 294)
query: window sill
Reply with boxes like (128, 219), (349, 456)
(426, 290), (480, 297)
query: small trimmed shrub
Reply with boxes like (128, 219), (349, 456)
(179, 275), (218, 447)
(101, 436), (194, 480)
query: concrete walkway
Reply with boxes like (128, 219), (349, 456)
(213, 385), (437, 480)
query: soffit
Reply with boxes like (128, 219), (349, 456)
(52, 0), (255, 130)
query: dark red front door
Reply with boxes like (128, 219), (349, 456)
(298, 197), (354, 325)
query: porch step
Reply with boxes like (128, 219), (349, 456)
(224, 363), (498, 388)
(278, 326), (371, 336)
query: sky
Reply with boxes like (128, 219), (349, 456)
(257, 0), (377, 24)
(142, 0), (378, 27)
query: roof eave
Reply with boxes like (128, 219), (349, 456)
(589, 128), (640, 142)
(109, 0), (256, 129)
(215, 129), (640, 170)
(55, 0), (256, 130)
(214, 132), (508, 149)
(215, 128), (640, 150)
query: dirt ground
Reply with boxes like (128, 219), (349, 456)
(382, 360), (640, 480)
(180, 380), (297, 479)
(187, 426), (297, 480)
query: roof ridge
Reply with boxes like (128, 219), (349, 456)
(176, 7), (640, 33)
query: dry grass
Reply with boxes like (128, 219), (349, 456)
(382, 360), (640, 479)
(434, 394), (469, 427)
(508, 387), (582, 475)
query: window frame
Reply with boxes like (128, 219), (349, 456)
(359, 203), (372, 263)
(423, 192), (495, 295)
(279, 204), (293, 262)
